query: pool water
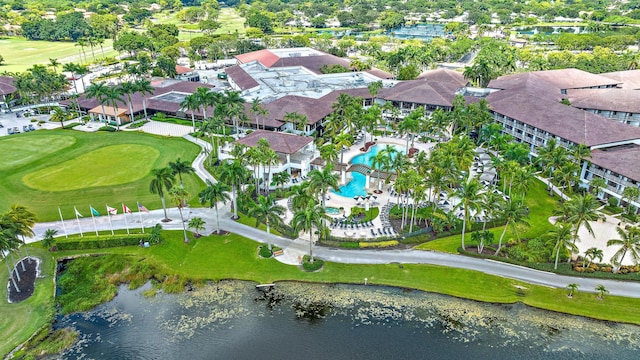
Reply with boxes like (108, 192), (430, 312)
(325, 207), (340, 215)
(333, 144), (403, 198)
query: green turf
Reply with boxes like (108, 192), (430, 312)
(0, 249), (55, 357)
(23, 144), (159, 191)
(0, 135), (76, 171)
(0, 130), (203, 222)
(416, 178), (558, 253)
(0, 37), (118, 73)
(54, 230), (640, 325)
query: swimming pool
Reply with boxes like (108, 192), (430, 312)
(333, 144), (404, 198)
(325, 207), (341, 215)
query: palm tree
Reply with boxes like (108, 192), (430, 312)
(249, 195), (285, 250)
(198, 180), (230, 234)
(398, 108), (423, 153)
(222, 90), (246, 135)
(292, 202), (329, 263)
(455, 177), (482, 251)
(181, 92), (200, 132)
(134, 79), (154, 120)
(84, 83), (109, 122)
(149, 167), (175, 221)
(589, 177), (607, 198)
(480, 188), (504, 231)
(547, 222), (576, 270)
(104, 86), (125, 130)
(193, 87), (213, 119)
(169, 186), (191, 243)
(250, 97), (268, 130)
(50, 107), (69, 128)
(188, 217), (206, 237)
(308, 164), (339, 208)
(62, 62), (80, 93)
(495, 199), (529, 255)
(290, 182), (314, 212)
(119, 81), (137, 123)
(0, 227), (21, 293)
(218, 160), (248, 219)
(595, 284), (608, 300)
(333, 133), (353, 165)
(565, 194), (600, 251)
(42, 229), (58, 251)
(320, 144), (339, 165)
(6, 205), (36, 266)
(566, 283), (579, 298)
(607, 226), (640, 272)
(284, 111), (307, 132)
(622, 187), (639, 214)
(49, 58), (60, 72)
(168, 158), (195, 187)
(272, 171), (291, 191)
(584, 247), (604, 268)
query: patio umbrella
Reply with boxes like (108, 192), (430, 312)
(372, 195), (377, 200)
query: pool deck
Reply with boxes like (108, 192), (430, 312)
(278, 135), (439, 240)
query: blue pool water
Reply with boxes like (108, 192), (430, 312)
(333, 144), (403, 198)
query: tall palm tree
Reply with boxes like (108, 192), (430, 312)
(50, 107), (69, 128)
(480, 188), (504, 231)
(181, 92), (200, 132)
(193, 87), (213, 119)
(62, 62), (80, 93)
(308, 164), (339, 208)
(398, 108), (423, 153)
(218, 160), (248, 219)
(565, 194), (600, 249)
(85, 83), (109, 122)
(284, 111), (308, 133)
(104, 86), (125, 130)
(149, 167), (175, 221)
(119, 81), (137, 123)
(589, 177), (607, 198)
(320, 144), (339, 165)
(547, 222), (576, 270)
(249, 195), (285, 250)
(622, 187), (640, 214)
(222, 90), (246, 135)
(455, 177), (482, 250)
(169, 186), (191, 243)
(250, 97), (268, 130)
(134, 78), (154, 120)
(168, 158), (195, 187)
(607, 226), (640, 272)
(495, 199), (529, 255)
(292, 202), (329, 263)
(290, 182), (314, 212)
(198, 180), (230, 234)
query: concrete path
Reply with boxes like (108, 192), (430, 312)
(20, 129), (640, 299)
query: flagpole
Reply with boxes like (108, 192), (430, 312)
(123, 204), (130, 235)
(138, 204), (144, 233)
(106, 205), (114, 235)
(74, 206), (83, 237)
(90, 205), (99, 236)
(58, 207), (68, 239)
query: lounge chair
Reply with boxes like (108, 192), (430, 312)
(371, 229), (376, 236)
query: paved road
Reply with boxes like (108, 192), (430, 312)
(22, 133), (640, 299)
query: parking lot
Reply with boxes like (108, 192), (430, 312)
(0, 109), (60, 137)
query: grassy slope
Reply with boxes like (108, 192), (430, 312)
(0, 130), (204, 221)
(416, 179), (557, 253)
(0, 37), (117, 73)
(55, 231), (640, 324)
(0, 249), (55, 357)
(154, 7), (245, 41)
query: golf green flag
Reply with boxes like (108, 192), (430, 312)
(90, 206), (100, 217)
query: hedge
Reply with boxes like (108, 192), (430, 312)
(359, 240), (399, 249)
(56, 234), (151, 251)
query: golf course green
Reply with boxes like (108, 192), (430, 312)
(0, 130), (204, 221)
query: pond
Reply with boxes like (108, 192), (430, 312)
(516, 26), (588, 35)
(56, 281), (640, 359)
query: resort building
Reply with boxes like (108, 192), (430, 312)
(218, 130), (318, 186)
(0, 76), (17, 110)
(225, 47), (393, 101)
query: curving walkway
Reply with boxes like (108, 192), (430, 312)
(22, 132), (640, 299)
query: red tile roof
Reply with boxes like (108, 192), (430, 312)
(487, 90), (640, 147)
(264, 95), (334, 125)
(235, 49), (280, 67)
(225, 65), (259, 90)
(379, 78), (460, 107)
(599, 70), (640, 90)
(175, 65), (193, 75)
(235, 130), (313, 154)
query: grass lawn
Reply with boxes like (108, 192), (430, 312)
(0, 37), (117, 73)
(0, 249), (55, 357)
(154, 7), (245, 39)
(416, 178), (558, 253)
(0, 130), (204, 222)
(53, 230), (640, 325)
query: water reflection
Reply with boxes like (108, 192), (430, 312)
(57, 281), (640, 359)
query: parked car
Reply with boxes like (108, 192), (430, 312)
(28, 124), (36, 131)
(7, 128), (14, 135)
(13, 127), (20, 133)
(23, 125), (29, 132)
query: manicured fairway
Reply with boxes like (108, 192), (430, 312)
(23, 144), (159, 191)
(0, 130), (203, 222)
(0, 37), (117, 73)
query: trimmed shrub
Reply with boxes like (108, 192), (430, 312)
(98, 126), (116, 132)
(302, 255), (324, 271)
(359, 240), (399, 248)
(259, 245), (272, 258)
(56, 234), (151, 251)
